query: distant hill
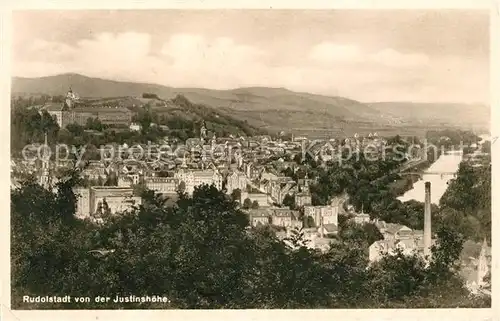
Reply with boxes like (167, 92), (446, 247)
(368, 102), (490, 133)
(12, 73), (489, 137)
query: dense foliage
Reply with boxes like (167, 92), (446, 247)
(438, 162), (491, 243)
(11, 176), (489, 309)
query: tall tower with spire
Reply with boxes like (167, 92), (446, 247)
(181, 152), (188, 168)
(39, 133), (50, 189)
(303, 172), (310, 193)
(200, 120), (207, 144)
(65, 87), (74, 109)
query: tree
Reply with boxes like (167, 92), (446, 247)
(85, 117), (105, 131)
(177, 181), (186, 195)
(230, 188), (242, 203)
(282, 194), (295, 209)
(101, 198), (112, 219)
(304, 215), (315, 228)
(104, 172), (118, 186)
(427, 226), (465, 280)
(243, 198), (252, 209)
(10, 171), (489, 309)
(284, 227), (309, 249)
(481, 141), (491, 154)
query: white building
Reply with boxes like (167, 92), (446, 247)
(304, 205), (339, 226)
(226, 171), (247, 194)
(145, 177), (179, 195)
(129, 123), (141, 131)
(174, 168), (223, 195)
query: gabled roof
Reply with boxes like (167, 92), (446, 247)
(321, 224), (338, 233)
(269, 208), (299, 220)
(260, 179), (270, 185)
(247, 208), (269, 218)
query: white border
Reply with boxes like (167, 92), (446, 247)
(1, 1), (498, 321)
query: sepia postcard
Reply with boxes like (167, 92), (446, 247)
(1, 1), (498, 321)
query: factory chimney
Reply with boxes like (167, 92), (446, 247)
(424, 182), (432, 258)
(320, 214), (324, 238)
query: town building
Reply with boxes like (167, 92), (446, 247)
(247, 207), (301, 229)
(369, 182), (435, 264)
(226, 171), (247, 194)
(174, 168), (223, 195)
(89, 186), (141, 215)
(248, 209), (271, 227)
(72, 106), (133, 126)
(43, 89), (133, 128)
(304, 205), (339, 226)
(295, 175), (312, 207)
(72, 186), (141, 218)
(353, 212), (371, 224)
(73, 187), (90, 219)
(145, 177), (179, 195)
(241, 192), (270, 207)
(269, 177), (296, 204)
(318, 223), (339, 237)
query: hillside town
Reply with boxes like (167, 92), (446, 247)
(10, 88), (492, 302)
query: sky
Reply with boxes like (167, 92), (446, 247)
(12, 10), (489, 103)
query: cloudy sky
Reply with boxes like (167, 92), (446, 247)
(12, 10), (489, 103)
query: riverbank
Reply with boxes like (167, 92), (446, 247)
(389, 160), (434, 197)
(398, 151), (463, 204)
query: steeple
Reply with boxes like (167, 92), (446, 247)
(39, 132), (50, 188)
(181, 152), (188, 168)
(200, 120), (207, 142)
(477, 238), (489, 285)
(211, 133), (217, 149)
(303, 172), (310, 192)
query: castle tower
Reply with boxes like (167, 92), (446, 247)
(423, 182), (432, 258)
(65, 87), (74, 109)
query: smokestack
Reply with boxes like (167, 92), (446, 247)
(424, 182), (432, 258)
(320, 214), (324, 238)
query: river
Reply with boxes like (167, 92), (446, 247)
(398, 134), (490, 204)
(397, 151), (463, 204)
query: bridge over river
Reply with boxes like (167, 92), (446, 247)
(398, 151), (463, 204)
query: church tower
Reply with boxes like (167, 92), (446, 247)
(65, 87), (74, 109)
(303, 172), (310, 193)
(211, 133), (217, 149)
(200, 120), (207, 143)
